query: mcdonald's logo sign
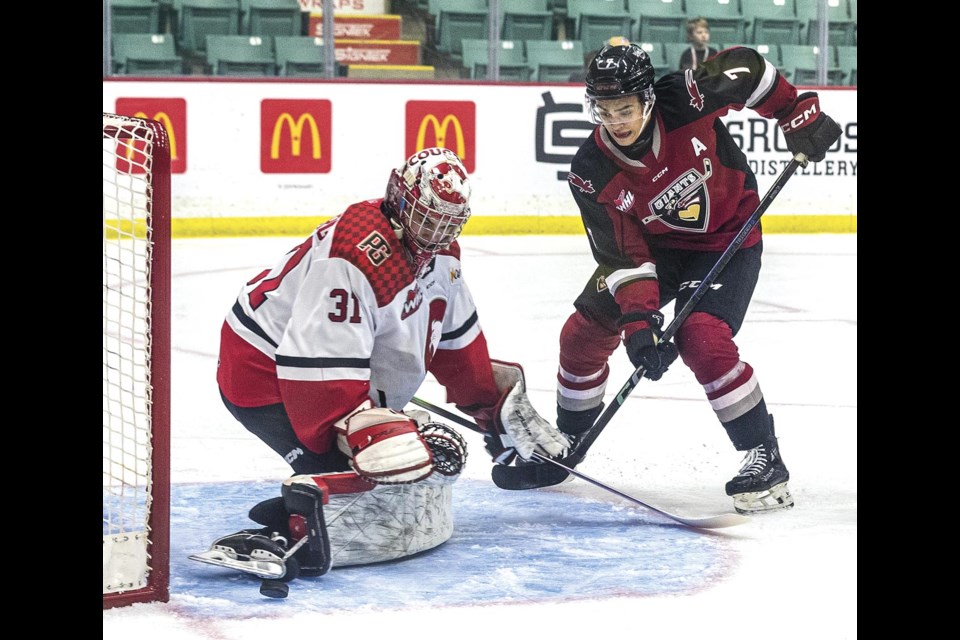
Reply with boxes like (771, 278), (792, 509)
(405, 101), (475, 172)
(115, 98), (187, 174)
(261, 100), (332, 173)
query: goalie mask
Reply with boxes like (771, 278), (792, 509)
(384, 147), (472, 271)
(584, 43), (656, 130)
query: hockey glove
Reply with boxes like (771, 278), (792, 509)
(467, 360), (570, 464)
(335, 402), (433, 484)
(619, 311), (679, 381)
(777, 92), (842, 162)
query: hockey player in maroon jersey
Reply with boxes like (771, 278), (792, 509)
(192, 148), (569, 587)
(551, 44), (842, 514)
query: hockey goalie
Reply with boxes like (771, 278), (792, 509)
(190, 148), (569, 593)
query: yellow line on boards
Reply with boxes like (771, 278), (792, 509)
(134, 215), (857, 239)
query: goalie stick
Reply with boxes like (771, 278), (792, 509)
(409, 397), (748, 529)
(492, 154), (807, 491)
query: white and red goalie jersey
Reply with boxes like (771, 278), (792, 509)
(217, 199), (502, 456)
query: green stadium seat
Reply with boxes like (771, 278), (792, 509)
(112, 33), (184, 75)
(175, 0), (241, 58)
(835, 44), (856, 86)
(274, 35), (344, 77)
(428, 0), (485, 31)
(662, 41), (691, 73)
(240, 0), (302, 39)
(629, 0), (686, 43)
(744, 0), (802, 46)
(432, 0), (488, 61)
(567, 0), (634, 53)
(205, 34), (276, 75)
(501, 0), (554, 42)
(525, 39), (584, 82)
(796, 0), (856, 46)
(779, 43), (842, 85)
(684, 0), (747, 45)
(110, 0), (162, 34)
(461, 39), (533, 81)
(635, 41), (668, 78)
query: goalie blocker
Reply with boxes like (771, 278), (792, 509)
(190, 422), (467, 593)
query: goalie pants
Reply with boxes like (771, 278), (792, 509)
(559, 241), (773, 450)
(220, 391), (352, 474)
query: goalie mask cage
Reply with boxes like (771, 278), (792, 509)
(103, 113), (171, 608)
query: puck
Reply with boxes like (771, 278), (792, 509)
(260, 579), (290, 599)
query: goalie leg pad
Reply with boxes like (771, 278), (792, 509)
(282, 476), (332, 577)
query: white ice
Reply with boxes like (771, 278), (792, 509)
(104, 233), (856, 639)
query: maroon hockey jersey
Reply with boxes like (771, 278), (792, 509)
(567, 46), (800, 317)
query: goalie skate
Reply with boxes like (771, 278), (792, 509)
(189, 530), (298, 581)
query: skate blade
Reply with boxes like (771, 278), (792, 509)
(732, 481), (795, 514)
(189, 548), (286, 579)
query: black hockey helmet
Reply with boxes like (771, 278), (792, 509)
(584, 44), (657, 126)
(585, 43), (656, 100)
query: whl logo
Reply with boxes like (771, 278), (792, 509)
(401, 284), (423, 319)
(615, 189), (635, 212)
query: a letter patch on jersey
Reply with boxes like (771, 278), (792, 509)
(644, 159), (714, 231)
(596, 274), (608, 293)
(357, 231), (392, 266)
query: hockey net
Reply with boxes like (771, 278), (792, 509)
(103, 113), (171, 608)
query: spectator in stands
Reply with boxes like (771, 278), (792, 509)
(679, 17), (718, 71)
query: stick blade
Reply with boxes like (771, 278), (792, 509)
(667, 512), (750, 529)
(491, 453), (584, 490)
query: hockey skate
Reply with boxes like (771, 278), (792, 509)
(191, 475), (332, 588)
(725, 432), (794, 514)
(189, 529), (301, 581)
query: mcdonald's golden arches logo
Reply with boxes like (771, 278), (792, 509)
(261, 100), (332, 173)
(115, 98), (187, 174)
(405, 101), (475, 173)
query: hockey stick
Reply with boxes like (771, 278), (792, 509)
(492, 153), (808, 491)
(409, 396), (748, 529)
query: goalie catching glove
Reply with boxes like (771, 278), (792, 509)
(335, 403), (468, 484)
(466, 360), (571, 464)
(335, 402), (434, 484)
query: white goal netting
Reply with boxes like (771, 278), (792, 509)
(103, 113), (170, 607)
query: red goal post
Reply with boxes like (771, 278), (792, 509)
(102, 113), (171, 608)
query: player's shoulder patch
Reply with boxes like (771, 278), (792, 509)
(329, 200), (415, 306)
(568, 133), (605, 194)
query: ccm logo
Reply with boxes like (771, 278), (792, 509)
(781, 104), (818, 132)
